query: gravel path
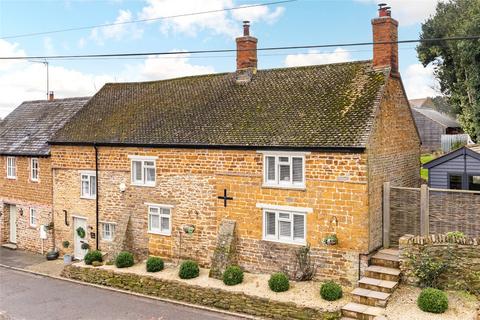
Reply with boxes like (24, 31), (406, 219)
(384, 285), (479, 320)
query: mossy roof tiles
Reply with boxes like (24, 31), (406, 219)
(51, 61), (388, 149)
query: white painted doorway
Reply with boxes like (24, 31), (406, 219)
(9, 205), (16, 243)
(73, 217), (88, 260)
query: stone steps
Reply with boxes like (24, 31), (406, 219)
(341, 248), (401, 319)
(358, 276), (398, 293)
(351, 288), (390, 307)
(342, 302), (384, 320)
(364, 265), (401, 282)
(1, 243), (17, 250)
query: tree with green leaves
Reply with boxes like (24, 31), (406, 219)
(417, 0), (480, 142)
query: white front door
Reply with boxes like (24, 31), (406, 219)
(9, 205), (16, 243)
(73, 217), (88, 260)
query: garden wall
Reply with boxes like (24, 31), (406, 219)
(61, 265), (340, 320)
(399, 234), (480, 296)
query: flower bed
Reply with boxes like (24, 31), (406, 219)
(62, 262), (345, 319)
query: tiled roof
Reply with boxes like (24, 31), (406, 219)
(411, 107), (460, 128)
(52, 61), (388, 149)
(0, 97), (90, 156)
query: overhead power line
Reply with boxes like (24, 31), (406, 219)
(0, 0), (296, 40)
(1, 35), (478, 60)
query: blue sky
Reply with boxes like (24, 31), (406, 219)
(0, 0), (441, 118)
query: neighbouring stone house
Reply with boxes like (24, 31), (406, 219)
(49, 8), (420, 286)
(0, 96), (89, 253)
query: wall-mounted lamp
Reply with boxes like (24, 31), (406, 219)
(331, 216), (338, 227)
(119, 182), (126, 192)
(18, 208), (24, 216)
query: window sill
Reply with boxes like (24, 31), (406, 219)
(262, 184), (306, 191)
(30, 180), (39, 183)
(6, 177), (17, 180)
(261, 238), (306, 246)
(131, 183), (156, 188)
(148, 231), (171, 236)
(80, 196), (96, 200)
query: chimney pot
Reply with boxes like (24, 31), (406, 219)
(372, 4), (399, 75)
(243, 21), (250, 36)
(48, 91), (54, 101)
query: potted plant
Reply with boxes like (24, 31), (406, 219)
(182, 224), (195, 235)
(322, 234), (338, 246)
(81, 242), (90, 250)
(62, 240), (72, 264)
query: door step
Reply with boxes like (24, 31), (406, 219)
(351, 288), (390, 307)
(342, 302), (384, 320)
(2, 243), (17, 250)
(358, 276), (398, 293)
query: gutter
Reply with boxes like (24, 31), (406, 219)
(94, 143), (99, 251)
(47, 141), (366, 153)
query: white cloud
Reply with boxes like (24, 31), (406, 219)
(355, 0), (441, 25)
(0, 40), (214, 118)
(284, 48), (352, 67)
(90, 9), (143, 44)
(120, 51), (215, 81)
(139, 0), (286, 37)
(403, 63), (440, 99)
(231, 5), (285, 24)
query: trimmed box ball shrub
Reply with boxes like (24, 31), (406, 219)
(146, 256), (164, 273)
(320, 281), (343, 301)
(115, 251), (134, 268)
(84, 250), (102, 265)
(223, 265), (244, 286)
(268, 272), (290, 292)
(417, 288), (448, 313)
(179, 260), (200, 279)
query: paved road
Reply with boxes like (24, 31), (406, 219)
(0, 267), (245, 320)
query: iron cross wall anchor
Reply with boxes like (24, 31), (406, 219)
(218, 189), (233, 207)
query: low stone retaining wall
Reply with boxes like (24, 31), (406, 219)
(399, 234), (480, 296)
(62, 265), (340, 320)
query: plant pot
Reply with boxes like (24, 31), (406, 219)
(46, 250), (59, 260)
(325, 239), (337, 245)
(63, 254), (72, 264)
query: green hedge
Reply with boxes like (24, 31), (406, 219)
(84, 250), (102, 265)
(320, 281), (343, 301)
(115, 251), (134, 268)
(417, 288), (448, 313)
(223, 266), (244, 286)
(146, 256), (164, 273)
(179, 260), (199, 279)
(268, 272), (289, 292)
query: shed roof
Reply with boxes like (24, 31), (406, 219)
(0, 97), (89, 156)
(51, 61), (389, 150)
(423, 144), (480, 169)
(411, 107), (460, 128)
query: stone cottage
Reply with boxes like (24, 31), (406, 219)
(49, 8), (420, 286)
(0, 95), (89, 253)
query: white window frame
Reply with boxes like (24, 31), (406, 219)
(30, 158), (39, 182)
(80, 171), (97, 199)
(261, 207), (307, 245)
(29, 208), (37, 227)
(147, 205), (172, 236)
(260, 152), (306, 189)
(129, 155), (157, 187)
(101, 222), (116, 241)
(6, 156), (16, 179)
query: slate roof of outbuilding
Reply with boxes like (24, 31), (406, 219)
(411, 107), (460, 128)
(51, 61), (388, 149)
(0, 97), (90, 156)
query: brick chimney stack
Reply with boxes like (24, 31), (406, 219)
(48, 91), (54, 101)
(372, 3), (399, 75)
(236, 21), (257, 71)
